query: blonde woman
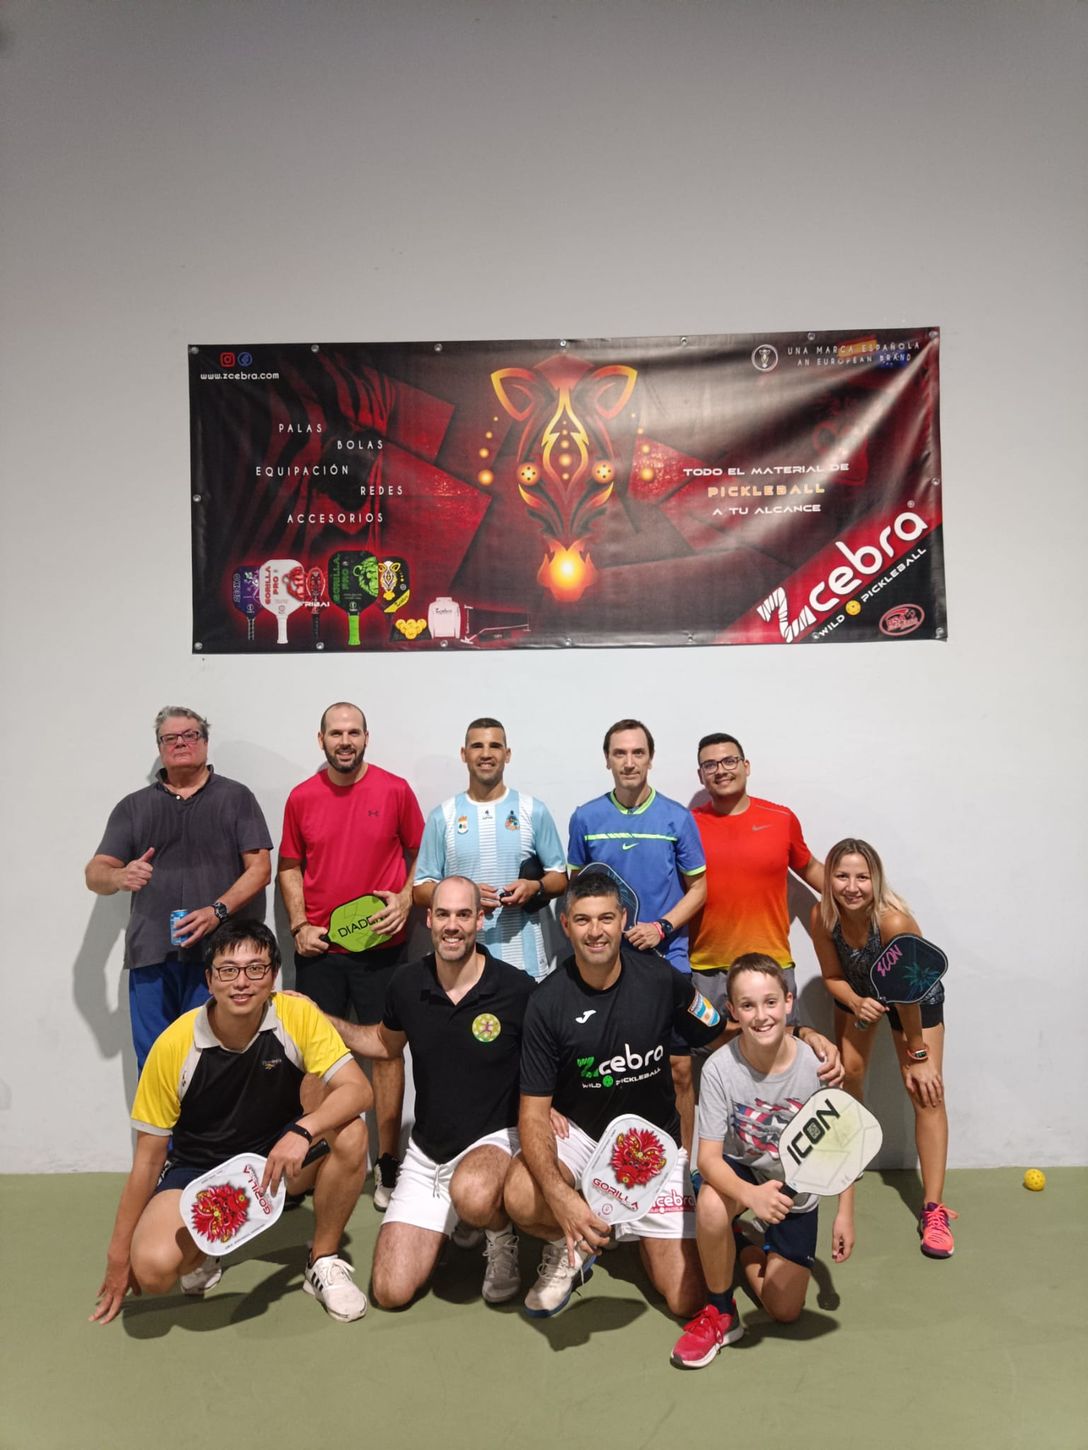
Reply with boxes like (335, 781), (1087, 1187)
(810, 839), (954, 1258)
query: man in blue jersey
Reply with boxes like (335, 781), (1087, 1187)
(567, 720), (707, 1151)
(414, 718), (568, 980)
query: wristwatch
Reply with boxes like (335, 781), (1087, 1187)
(212, 900), (229, 922)
(657, 919), (675, 942)
(906, 1047), (929, 1062)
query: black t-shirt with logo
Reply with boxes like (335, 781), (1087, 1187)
(383, 947), (535, 1163)
(519, 949), (722, 1142)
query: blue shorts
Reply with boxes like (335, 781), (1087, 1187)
(154, 1123), (297, 1195)
(725, 1157), (818, 1268)
(154, 1160), (208, 1195)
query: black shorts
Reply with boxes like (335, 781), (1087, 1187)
(724, 1157), (818, 1268)
(834, 995), (945, 1031)
(294, 942), (405, 1025)
(154, 1121), (299, 1196)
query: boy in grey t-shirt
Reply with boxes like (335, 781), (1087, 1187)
(671, 954), (856, 1370)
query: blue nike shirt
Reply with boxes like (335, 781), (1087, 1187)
(566, 789), (706, 972)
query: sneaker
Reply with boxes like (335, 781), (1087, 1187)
(670, 1304), (745, 1370)
(451, 1220), (485, 1250)
(523, 1240), (595, 1318)
(303, 1255), (368, 1322)
(372, 1154), (399, 1212)
(919, 1202), (957, 1258)
(180, 1255), (223, 1297)
(482, 1228), (521, 1303)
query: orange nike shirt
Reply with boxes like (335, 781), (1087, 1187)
(689, 797), (812, 970)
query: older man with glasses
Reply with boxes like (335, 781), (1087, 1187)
(85, 706), (273, 1070)
(688, 733), (825, 1020)
(91, 920), (371, 1325)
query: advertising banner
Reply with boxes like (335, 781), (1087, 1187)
(189, 329), (945, 652)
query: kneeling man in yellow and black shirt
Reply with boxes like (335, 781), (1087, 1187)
(91, 919), (371, 1325)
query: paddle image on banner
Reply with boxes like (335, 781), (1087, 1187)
(329, 551), (379, 646)
(259, 559), (305, 644)
(231, 566), (261, 642)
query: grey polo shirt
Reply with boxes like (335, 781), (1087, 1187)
(95, 767), (272, 970)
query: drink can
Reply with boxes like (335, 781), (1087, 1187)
(170, 909), (189, 946)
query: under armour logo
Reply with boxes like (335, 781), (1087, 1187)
(574, 1009), (596, 1023)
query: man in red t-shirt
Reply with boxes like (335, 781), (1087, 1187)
(688, 732), (824, 1019)
(278, 701), (424, 1209)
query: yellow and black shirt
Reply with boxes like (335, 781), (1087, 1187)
(131, 994), (351, 1168)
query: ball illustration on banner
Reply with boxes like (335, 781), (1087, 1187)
(846, 600), (861, 616)
(517, 463), (540, 487)
(1023, 1168), (1046, 1192)
(477, 469), (494, 486)
(591, 461), (615, 485)
(538, 541), (597, 603)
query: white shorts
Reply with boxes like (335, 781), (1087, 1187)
(555, 1120), (695, 1241)
(382, 1127), (520, 1236)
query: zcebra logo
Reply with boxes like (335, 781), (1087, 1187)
(577, 1040), (665, 1088)
(757, 510), (928, 643)
(598, 1041), (665, 1078)
(879, 604), (925, 638)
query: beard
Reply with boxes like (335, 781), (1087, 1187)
(324, 742), (365, 776)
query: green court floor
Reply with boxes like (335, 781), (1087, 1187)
(2, 1168), (1084, 1450)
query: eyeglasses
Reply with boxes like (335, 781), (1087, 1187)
(211, 960), (274, 981)
(698, 755), (743, 774)
(158, 729), (204, 746)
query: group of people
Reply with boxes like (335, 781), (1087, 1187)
(86, 702), (952, 1370)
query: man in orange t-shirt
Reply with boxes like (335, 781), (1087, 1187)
(689, 733), (824, 1019)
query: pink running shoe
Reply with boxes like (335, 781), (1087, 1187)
(919, 1202), (958, 1258)
(670, 1304), (745, 1369)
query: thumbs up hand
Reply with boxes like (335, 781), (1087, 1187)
(120, 847), (156, 892)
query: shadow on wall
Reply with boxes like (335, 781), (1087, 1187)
(72, 894), (139, 1109)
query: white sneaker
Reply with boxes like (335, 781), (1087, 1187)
(304, 1255), (368, 1322)
(482, 1229), (520, 1304)
(451, 1220), (485, 1250)
(523, 1239), (595, 1318)
(180, 1255), (223, 1296)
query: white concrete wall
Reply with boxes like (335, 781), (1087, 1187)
(1, 0), (1084, 1170)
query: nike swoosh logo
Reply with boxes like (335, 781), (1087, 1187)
(574, 1009), (596, 1023)
(621, 842), (638, 850)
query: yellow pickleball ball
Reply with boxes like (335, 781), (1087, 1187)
(846, 599), (861, 616)
(1023, 1168), (1046, 1191)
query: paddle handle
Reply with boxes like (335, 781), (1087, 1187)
(302, 1138), (330, 1169)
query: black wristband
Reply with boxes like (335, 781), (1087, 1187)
(285, 1122), (313, 1143)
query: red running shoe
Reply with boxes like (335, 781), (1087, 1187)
(919, 1202), (958, 1258)
(670, 1304), (745, 1369)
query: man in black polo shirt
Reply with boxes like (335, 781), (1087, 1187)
(505, 872), (843, 1319)
(326, 875), (533, 1308)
